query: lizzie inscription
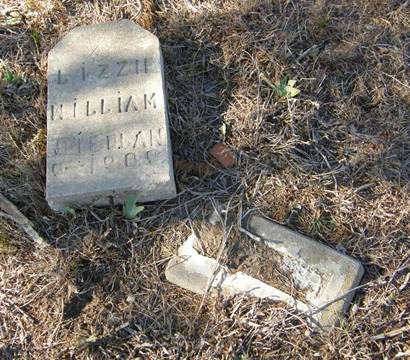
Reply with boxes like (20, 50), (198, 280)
(46, 20), (176, 210)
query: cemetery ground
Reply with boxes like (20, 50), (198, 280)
(0, 0), (409, 358)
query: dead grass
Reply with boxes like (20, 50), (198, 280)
(0, 0), (409, 358)
(195, 223), (308, 301)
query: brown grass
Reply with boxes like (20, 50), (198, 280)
(1, 0), (409, 358)
(195, 223), (308, 301)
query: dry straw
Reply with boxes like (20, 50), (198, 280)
(0, 0), (409, 358)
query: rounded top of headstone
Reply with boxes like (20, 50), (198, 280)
(49, 20), (159, 60)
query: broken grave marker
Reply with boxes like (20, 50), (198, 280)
(46, 20), (176, 210)
(165, 214), (364, 331)
(245, 215), (364, 331)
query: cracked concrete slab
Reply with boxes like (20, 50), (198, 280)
(165, 233), (309, 313)
(245, 214), (364, 331)
(165, 213), (364, 332)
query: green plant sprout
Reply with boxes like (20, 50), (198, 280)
(273, 78), (300, 98)
(123, 193), (144, 219)
(3, 68), (21, 84)
(260, 74), (301, 98)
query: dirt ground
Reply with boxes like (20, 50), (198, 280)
(196, 223), (308, 301)
(0, 0), (409, 358)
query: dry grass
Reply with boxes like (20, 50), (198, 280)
(195, 223), (308, 301)
(0, 0), (409, 358)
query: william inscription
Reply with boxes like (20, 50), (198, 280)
(46, 20), (176, 210)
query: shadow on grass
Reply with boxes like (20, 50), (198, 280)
(0, 345), (20, 360)
(63, 258), (107, 320)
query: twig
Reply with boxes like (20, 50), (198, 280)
(353, 183), (375, 193)
(371, 325), (410, 341)
(307, 262), (409, 316)
(238, 226), (263, 242)
(305, 282), (372, 316)
(382, 72), (410, 89)
(0, 193), (48, 249)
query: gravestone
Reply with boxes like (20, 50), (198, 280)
(166, 209), (364, 331)
(245, 215), (364, 331)
(46, 20), (176, 210)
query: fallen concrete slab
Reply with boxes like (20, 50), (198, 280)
(165, 233), (309, 312)
(165, 214), (364, 332)
(244, 214), (364, 331)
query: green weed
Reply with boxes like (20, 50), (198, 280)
(123, 193), (144, 219)
(0, 222), (18, 255)
(261, 74), (301, 98)
(3, 68), (21, 84)
(31, 29), (41, 52)
(311, 213), (336, 236)
(317, 16), (330, 29)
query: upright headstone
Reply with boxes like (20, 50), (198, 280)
(46, 20), (176, 210)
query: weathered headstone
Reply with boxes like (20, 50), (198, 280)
(46, 20), (176, 210)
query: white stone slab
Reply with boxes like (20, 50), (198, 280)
(165, 233), (309, 317)
(245, 215), (364, 331)
(166, 214), (364, 331)
(46, 20), (176, 210)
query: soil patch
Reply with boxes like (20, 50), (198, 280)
(197, 224), (307, 301)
